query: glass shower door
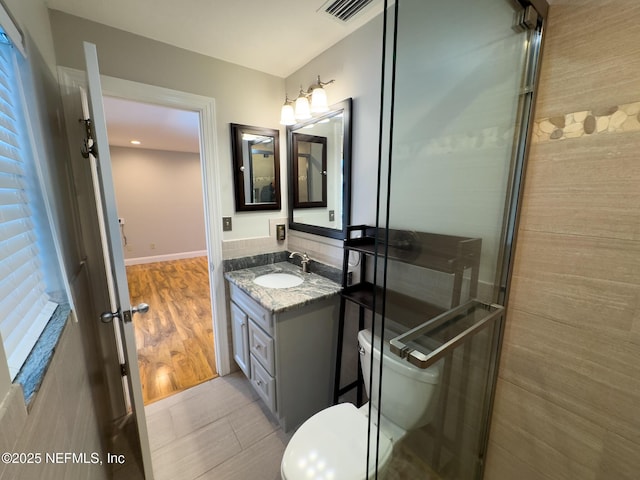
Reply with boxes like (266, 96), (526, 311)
(368, 0), (545, 478)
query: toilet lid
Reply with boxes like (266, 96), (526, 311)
(281, 403), (393, 480)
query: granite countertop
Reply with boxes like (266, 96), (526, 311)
(224, 262), (342, 313)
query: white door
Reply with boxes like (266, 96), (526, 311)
(83, 41), (154, 479)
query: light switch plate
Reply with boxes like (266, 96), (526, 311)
(222, 217), (232, 231)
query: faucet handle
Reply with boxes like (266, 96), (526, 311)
(289, 251), (311, 272)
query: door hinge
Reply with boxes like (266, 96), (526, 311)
(79, 118), (98, 159)
(120, 363), (127, 377)
(513, 5), (539, 32)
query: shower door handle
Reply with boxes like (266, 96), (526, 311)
(389, 300), (504, 369)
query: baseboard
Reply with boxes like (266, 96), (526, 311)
(124, 250), (207, 266)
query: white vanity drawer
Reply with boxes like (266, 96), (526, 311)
(249, 320), (275, 375)
(250, 354), (276, 413)
(229, 283), (273, 335)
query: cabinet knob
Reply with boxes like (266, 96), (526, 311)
(256, 380), (263, 386)
(256, 344), (262, 350)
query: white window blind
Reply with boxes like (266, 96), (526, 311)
(0, 40), (57, 380)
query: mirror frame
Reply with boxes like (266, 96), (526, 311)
(287, 98), (352, 239)
(230, 123), (281, 211)
(291, 133), (328, 208)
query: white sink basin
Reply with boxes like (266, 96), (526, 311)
(253, 272), (304, 289)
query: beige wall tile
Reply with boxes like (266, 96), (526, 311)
(488, 381), (602, 480)
(508, 273), (640, 340)
(498, 308), (640, 445)
(535, 2), (640, 118)
(596, 430), (640, 479)
(512, 230), (640, 286)
(522, 135), (640, 241)
(484, 440), (550, 480)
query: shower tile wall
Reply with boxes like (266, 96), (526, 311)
(485, 2), (640, 479)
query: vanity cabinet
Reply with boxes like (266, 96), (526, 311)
(228, 281), (339, 431)
(230, 301), (251, 377)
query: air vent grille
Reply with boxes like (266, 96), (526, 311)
(321, 0), (375, 22)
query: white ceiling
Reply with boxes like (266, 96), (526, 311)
(102, 97), (201, 153)
(47, 0), (384, 153)
(46, 0), (384, 78)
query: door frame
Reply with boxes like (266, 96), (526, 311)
(58, 67), (231, 379)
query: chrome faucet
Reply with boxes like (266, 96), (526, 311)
(289, 251), (311, 273)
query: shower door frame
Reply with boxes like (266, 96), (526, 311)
(370, 0), (550, 478)
(482, 1), (548, 476)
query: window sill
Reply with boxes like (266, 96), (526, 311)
(13, 303), (71, 408)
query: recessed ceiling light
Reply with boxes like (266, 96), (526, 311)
(130, 140), (141, 145)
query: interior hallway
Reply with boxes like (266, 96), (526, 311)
(127, 256), (217, 404)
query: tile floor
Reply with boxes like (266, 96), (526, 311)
(144, 372), (440, 480)
(144, 372), (291, 480)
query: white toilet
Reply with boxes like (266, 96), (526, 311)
(281, 328), (441, 480)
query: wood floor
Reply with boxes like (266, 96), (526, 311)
(127, 256), (217, 405)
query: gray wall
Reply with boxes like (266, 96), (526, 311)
(285, 15), (383, 228)
(111, 146), (207, 262)
(49, 9), (289, 241)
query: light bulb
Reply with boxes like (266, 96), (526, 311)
(310, 86), (329, 113)
(295, 95), (311, 120)
(280, 104), (296, 125)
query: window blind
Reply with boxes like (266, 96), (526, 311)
(0, 41), (57, 379)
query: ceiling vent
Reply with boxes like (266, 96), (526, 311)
(319, 0), (377, 23)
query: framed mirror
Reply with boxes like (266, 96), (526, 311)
(230, 123), (281, 211)
(287, 98), (352, 239)
(292, 133), (327, 208)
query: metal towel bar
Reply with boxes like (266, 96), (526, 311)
(389, 299), (504, 369)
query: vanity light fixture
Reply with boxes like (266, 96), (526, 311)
(309, 75), (334, 113)
(279, 75), (335, 125)
(279, 95), (297, 126)
(294, 87), (312, 120)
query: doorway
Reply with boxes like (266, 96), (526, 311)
(103, 96), (218, 403)
(58, 62), (229, 479)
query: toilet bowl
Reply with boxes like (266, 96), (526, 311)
(280, 403), (393, 479)
(281, 329), (441, 480)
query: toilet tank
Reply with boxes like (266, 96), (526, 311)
(358, 329), (441, 430)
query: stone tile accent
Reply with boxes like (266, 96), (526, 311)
(533, 101), (640, 142)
